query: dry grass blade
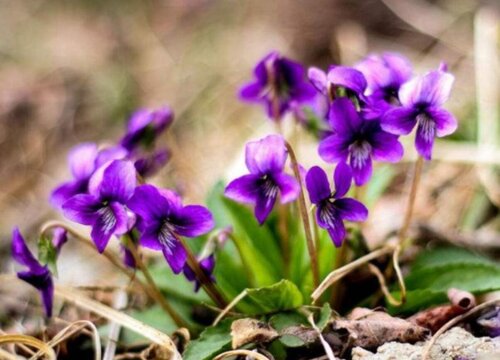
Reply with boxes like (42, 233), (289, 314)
(30, 320), (101, 360)
(421, 298), (500, 360)
(307, 313), (336, 360)
(311, 246), (394, 303)
(213, 290), (247, 326)
(0, 334), (56, 360)
(0, 348), (19, 360)
(54, 285), (182, 360)
(213, 349), (270, 360)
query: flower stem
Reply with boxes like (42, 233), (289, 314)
(285, 141), (320, 289)
(174, 234), (227, 308)
(278, 204), (290, 278)
(398, 156), (424, 243)
(123, 234), (188, 328)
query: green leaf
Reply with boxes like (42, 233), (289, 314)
(364, 165), (396, 209)
(37, 235), (58, 276)
(183, 319), (233, 360)
(316, 303), (332, 331)
(245, 280), (303, 315)
(389, 247), (500, 314)
(269, 312), (308, 331)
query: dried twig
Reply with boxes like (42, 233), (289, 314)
(213, 349), (270, 360)
(0, 334), (56, 360)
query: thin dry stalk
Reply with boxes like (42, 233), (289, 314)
(421, 298), (500, 360)
(0, 348), (18, 360)
(398, 156), (424, 244)
(103, 290), (128, 360)
(311, 246), (394, 303)
(285, 141), (320, 288)
(213, 290), (248, 326)
(0, 334), (56, 360)
(213, 349), (270, 360)
(368, 264), (402, 307)
(54, 286), (182, 360)
(307, 313), (336, 360)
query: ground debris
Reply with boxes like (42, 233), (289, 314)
(231, 318), (279, 349)
(352, 327), (500, 360)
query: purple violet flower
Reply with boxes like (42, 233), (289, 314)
(127, 184), (214, 274)
(239, 51), (316, 120)
(355, 53), (413, 119)
(12, 228), (54, 317)
(134, 148), (171, 178)
(318, 98), (404, 186)
(382, 66), (457, 160)
(224, 134), (300, 224)
(50, 143), (128, 209)
(51, 227), (68, 255)
(62, 160), (137, 253)
(308, 65), (367, 100)
(120, 106), (174, 151)
(306, 163), (368, 247)
(183, 255), (216, 292)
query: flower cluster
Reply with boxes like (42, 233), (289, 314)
(13, 106), (216, 316)
(231, 51), (457, 247)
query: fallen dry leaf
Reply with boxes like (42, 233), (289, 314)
(231, 318), (279, 349)
(333, 308), (430, 349)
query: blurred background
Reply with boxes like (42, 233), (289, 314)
(0, 0), (498, 318)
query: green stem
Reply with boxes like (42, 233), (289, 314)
(228, 233), (256, 287)
(398, 156), (424, 244)
(285, 141), (320, 289)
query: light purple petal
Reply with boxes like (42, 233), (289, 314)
(308, 67), (328, 95)
(50, 179), (87, 209)
(51, 227), (68, 254)
(128, 184), (169, 223)
(350, 153), (373, 186)
(239, 82), (264, 102)
(224, 174), (261, 204)
(370, 131), (404, 162)
(306, 166), (331, 205)
(12, 228), (43, 271)
(274, 173), (300, 204)
(399, 70), (454, 107)
(318, 134), (350, 163)
(415, 117), (436, 160)
(245, 134), (287, 174)
(97, 160), (137, 203)
(327, 66), (367, 95)
(381, 107), (418, 135)
(334, 198), (368, 222)
(68, 143), (98, 180)
(333, 162), (352, 198)
(160, 235), (187, 274)
(382, 52), (413, 86)
(254, 192), (277, 225)
(427, 107), (458, 137)
(95, 146), (128, 168)
(62, 194), (101, 225)
(174, 205), (215, 238)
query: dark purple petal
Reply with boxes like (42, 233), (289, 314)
(328, 98), (363, 134)
(254, 192), (277, 225)
(415, 116), (436, 160)
(399, 70), (454, 107)
(245, 134), (287, 174)
(134, 148), (171, 177)
(349, 151), (373, 186)
(381, 107), (418, 135)
(333, 162), (352, 198)
(327, 66), (367, 95)
(18, 270), (54, 317)
(139, 225), (163, 250)
(120, 244), (136, 268)
(40, 277), (54, 317)
(62, 194), (101, 225)
(370, 131), (404, 162)
(224, 174), (261, 204)
(274, 173), (300, 204)
(305, 166), (331, 205)
(50, 179), (88, 209)
(11, 228), (43, 272)
(318, 134), (351, 164)
(239, 82), (264, 102)
(174, 205), (215, 238)
(427, 107), (458, 137)
(68, 143), (98, 180)
(97, 160), (136, 203)
(308, 67), (328, 95)
(334, 198), (368, 222)
(161, 235), (187, 274)
(327, 219), (347, 248)
(91, 202), (129, 253)
(128, 184), (170, 223)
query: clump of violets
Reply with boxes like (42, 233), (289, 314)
(239, 51), (316, 121)
(305, 163), (368, 246)
(382, 65), (457, 159)
(183, 255), (216, 292)
(127, 184), (215, 273)
(224, 134), (300, 224)
(318, 98), (403, 185)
